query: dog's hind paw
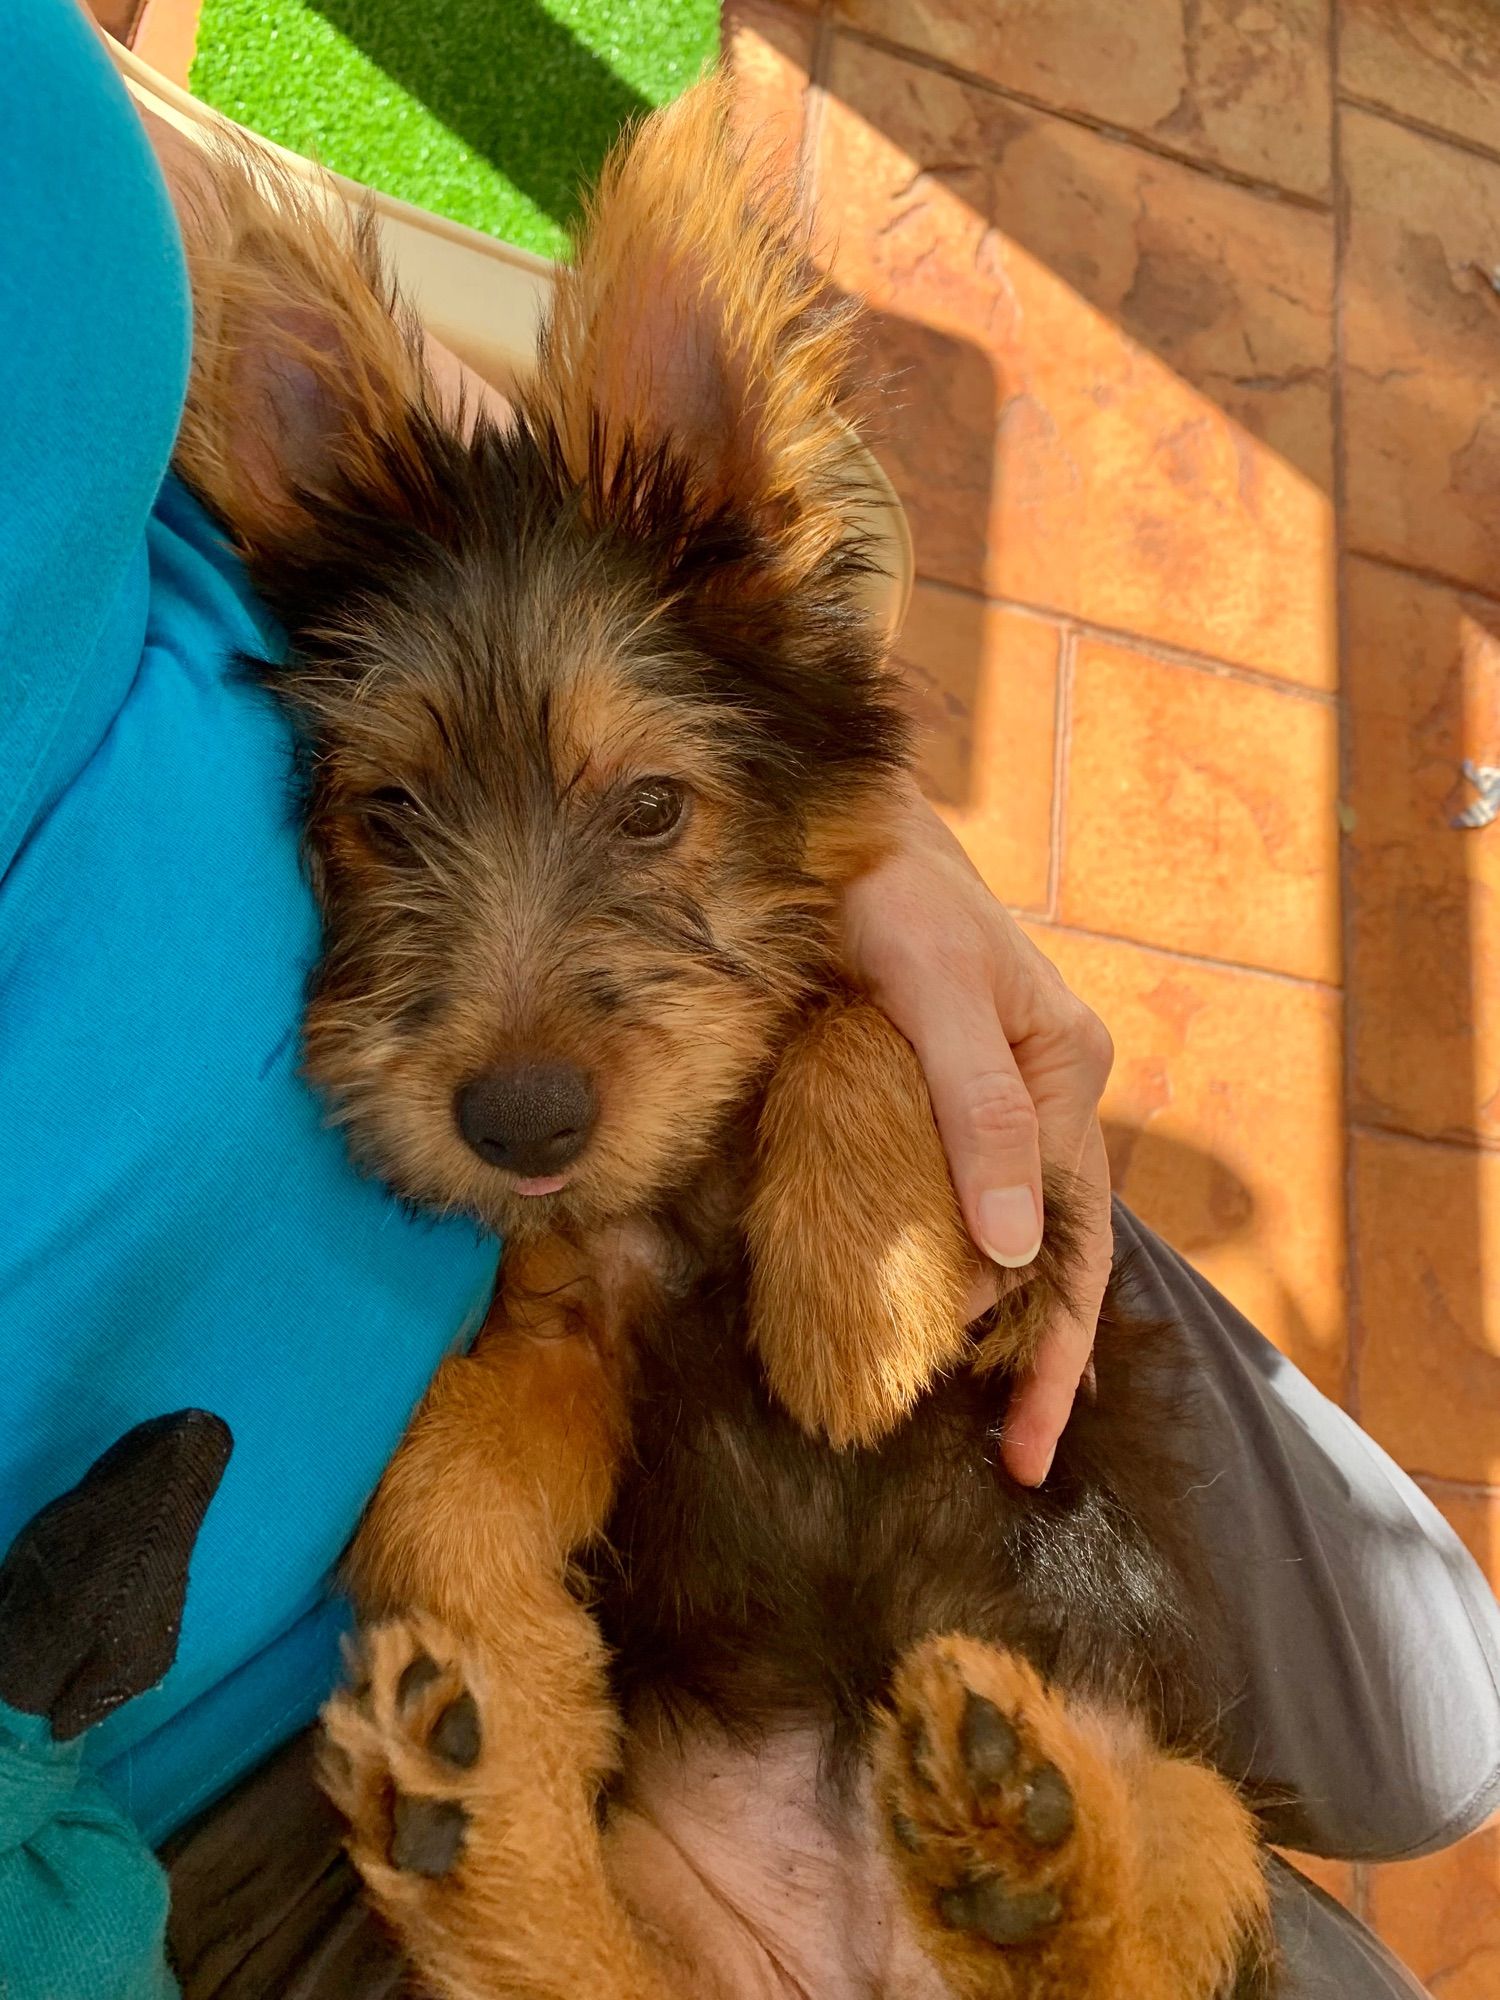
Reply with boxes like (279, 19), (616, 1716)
(875, 1635), (1133, 1991)
(321, 1616), (487, 1898)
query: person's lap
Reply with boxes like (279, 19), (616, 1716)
(1111, 1203), (1500, 1995)
(162, 1206), (1500, 1997)
(1114, 1203), (1500, 1867)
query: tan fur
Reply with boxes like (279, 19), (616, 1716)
(325, 1614), (683, 2000)
(875, 1636), (1269, 2000)
(749, 998), (1080, 1445)
(748, 999), (975, 1448)
(345, 1241), (634, 1625)
(167, 138), (435, 555)
(528, 72), (862, 593)
(326, 1248), (679, 2000)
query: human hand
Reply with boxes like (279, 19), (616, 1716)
(842, 782), (1115, 1485)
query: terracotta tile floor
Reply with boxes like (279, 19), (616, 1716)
(112, 0), (1500, 1978)
(725, 0), (1500, 1982)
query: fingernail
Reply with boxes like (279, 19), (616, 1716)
(979, 1186), (1042, 1268)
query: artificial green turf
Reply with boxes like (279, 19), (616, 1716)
(190, 0), (721, 261)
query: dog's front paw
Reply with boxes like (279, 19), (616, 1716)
(748, 1000), (976, 1450)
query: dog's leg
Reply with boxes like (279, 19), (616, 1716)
(324, 1613), (689, 2000)
(342, 1234), (634, 1638)
(324, 1238), (689, 2000)
(874, 1635), (1271, 2000)
(747, 998), (977, 1448)
(748, 999), (1090, 1449)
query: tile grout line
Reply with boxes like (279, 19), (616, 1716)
(1347, 544), (1500, 615)
(1329, 0), (1361, 1443)
(905, 572), (1342, 706)
(1330, 10), (1372, 1933)
(1414, 1473), (1500, 1499)
(1347, 1118), (1500, 1160)
(1340, 87), (1500, 179)
(1014, 915), (1343, 995)
(1045, 626), (1077, 922)
(826, 19), (1334, 214)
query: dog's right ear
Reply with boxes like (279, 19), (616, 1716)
(170, 136), (432, 558)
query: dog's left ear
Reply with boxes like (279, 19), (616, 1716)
(530, 74), (862, 592)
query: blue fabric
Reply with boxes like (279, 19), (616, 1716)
(0, 0), (184, 876)
(0, 0), (499, 1859)
(0, 1701), (175, 2000)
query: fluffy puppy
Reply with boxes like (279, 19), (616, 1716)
(172, 78), (1274, 2000)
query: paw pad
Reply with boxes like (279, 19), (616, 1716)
(938, 1876), (1063, 1945)
(881, 1641), (1086, 1959)
(391, 1795), (469, 1878)
(323, 1621), (488, 1886)
(959, 1690), (1019, 1788)
(1020, 1762), (1075, 1848)
(396, 1651), (444, 1710)
(429, 1690), (482, 1770)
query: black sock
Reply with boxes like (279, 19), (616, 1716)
(0, 1410), (233, 1740)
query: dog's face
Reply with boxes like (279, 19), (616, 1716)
(281, 434), (902, 1237)
(186, 82), (908, 1237)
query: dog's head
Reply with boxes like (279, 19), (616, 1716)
(177, 82), (910, 1238)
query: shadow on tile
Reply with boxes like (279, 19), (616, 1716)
(814, 34), (1337, 687)
(1103, 1120), (1326, 1390)
(812, 23), (1497, 1438)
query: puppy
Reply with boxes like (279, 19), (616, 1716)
(173, 79), (1274, 2000)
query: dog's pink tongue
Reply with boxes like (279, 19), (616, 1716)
(513, 1173), (569, 1198)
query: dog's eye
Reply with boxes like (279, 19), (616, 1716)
(359, 787), (419, 860)
(617, 778), (687, 844)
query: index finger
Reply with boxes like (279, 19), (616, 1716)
(1000, 1309), (1097, 1485)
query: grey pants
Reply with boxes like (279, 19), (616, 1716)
(162, 1206), (1500, 1997)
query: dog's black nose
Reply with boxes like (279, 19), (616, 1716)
(455, 1062), (597, 1178)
